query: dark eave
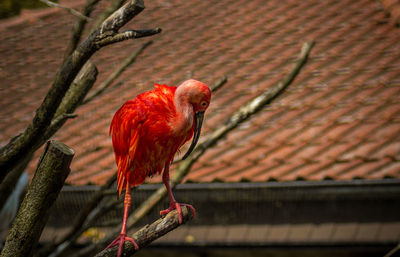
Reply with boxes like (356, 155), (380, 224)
(40, 179), (400, 250)
(48, 179), (400, 227)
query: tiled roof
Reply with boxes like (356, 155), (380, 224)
(0, 0), (399, 185)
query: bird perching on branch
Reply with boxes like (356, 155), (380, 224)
(106, 79), (211, 256)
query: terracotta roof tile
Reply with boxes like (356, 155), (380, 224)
(185, 163), (227, 183)
(370, 140), (400, 160)
(1, 0), (399, 185)
(340, 158), (392, 180)
(368, 161), (400, 179)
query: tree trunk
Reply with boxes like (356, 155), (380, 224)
(0, 141), (74, 257)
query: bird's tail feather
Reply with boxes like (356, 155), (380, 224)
(117, 158), (129, 198)
(117, 176), (125, 198)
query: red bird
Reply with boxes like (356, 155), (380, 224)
(105, 79), (211, 256)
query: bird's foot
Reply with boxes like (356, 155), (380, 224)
(160, 201), (196, 223)
(105, 233), (139, 257)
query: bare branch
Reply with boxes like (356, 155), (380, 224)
(223, 41), (315, 128)
(384, 243), (400, 257)
(0, 0), (161, 183)
(0, 141), (74, 257)
(49, 113), (78, 128)
(75, 41), (315, 257)
(44, 39), (155, 257)
(64, 0), (102, 58)
(40, 175), (117, 257)
(94, 206), (193, 257)
(95, 29), (161, 48)
(40, 0), (92, 21)
(91, 0), (125, 33)
(82, 41), (153, 105)
(38, 61), (98, 150)
(99, 0), (144, 33)
(1, 62), (95, 226)
(210, 75), (228, 92)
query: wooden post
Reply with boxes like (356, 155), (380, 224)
(0, 140), (74, 257)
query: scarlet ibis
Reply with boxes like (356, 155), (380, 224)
(106, 79), (211, 256)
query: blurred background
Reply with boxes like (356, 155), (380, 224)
(0, 0), (48, 19)
(0, 0), (399, 256)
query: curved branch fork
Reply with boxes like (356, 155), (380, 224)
(95, 206), (193, 257)
(0, 0), (161, 180)
(100, 0), (144, 33)
(95, 29), (161, 48)
(95, 0), (161, 48)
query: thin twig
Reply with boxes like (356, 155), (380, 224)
(41, 174), (117, 257)
(75, 41), (315, 257)
(210, 75), (228, 92)
(95, 29), (161, 48)
(101, 189), (118, 196)
(82, 41), (153, 105)
(1, 63), (95, 234)
(49, 113), (78, 128)
(64, 0), (102, 59)
(384, 243), (400, 257)
(91, 0), (125, 33)
(38, 61), (98, 149)
(40, 0), (92, 21)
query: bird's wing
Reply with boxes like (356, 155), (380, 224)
(110, 100), (144, 197)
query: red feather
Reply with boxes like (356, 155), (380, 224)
(110, 84), (193, 196)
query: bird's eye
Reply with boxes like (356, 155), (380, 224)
(201, 101), (208, 107)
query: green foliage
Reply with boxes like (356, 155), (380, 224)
(0, 0), (52, 19)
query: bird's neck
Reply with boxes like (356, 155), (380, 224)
(173, 89), (194, 135)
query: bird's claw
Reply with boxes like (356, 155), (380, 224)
(105, 233), (139, 257)
(160, 202), (196, 223)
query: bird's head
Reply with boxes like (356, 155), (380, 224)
(182, 79), (211, 111)
(178, 79), (211, 160)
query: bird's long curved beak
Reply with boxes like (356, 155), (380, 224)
(182, 111), (204, 160)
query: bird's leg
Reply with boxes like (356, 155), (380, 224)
(105, 182), (139, 257)
(159, 163), (196, 223)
